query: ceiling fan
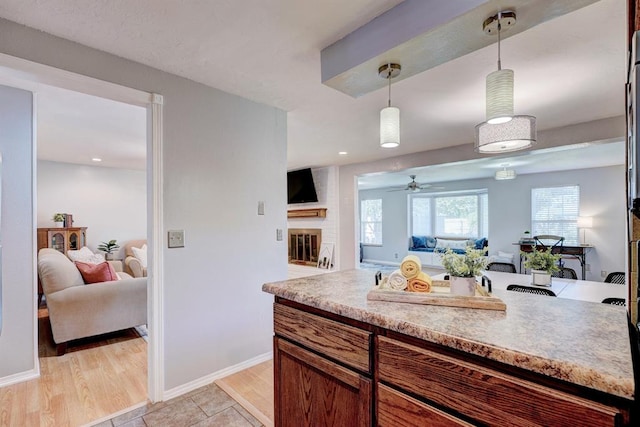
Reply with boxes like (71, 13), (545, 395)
(388, 175), (444, 192)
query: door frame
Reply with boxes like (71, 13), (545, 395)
(0, 52), (165, 402)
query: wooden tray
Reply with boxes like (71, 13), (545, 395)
(367, 279), (506, 311)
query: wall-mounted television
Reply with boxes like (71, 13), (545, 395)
(287, 168), (318, 204)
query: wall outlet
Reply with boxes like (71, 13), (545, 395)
(601, 270), (607, 278)
(168, 230), (185, 248)
(394, 253), (398, 259)
(258, 201), (265, 215)
(585, 263), (590, 272)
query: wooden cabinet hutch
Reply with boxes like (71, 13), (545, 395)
(37, 227), (87, 255)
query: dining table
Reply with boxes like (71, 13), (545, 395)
(433, 270), (626, 303)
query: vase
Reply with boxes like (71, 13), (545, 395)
(531, 269), (552, 286)
(54, 221), (64, 228)
(450, 276), (476, 296)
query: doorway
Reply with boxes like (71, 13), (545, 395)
(0, 52), (164, 422)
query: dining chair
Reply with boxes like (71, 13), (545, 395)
(506, 284), (557, 297)
(601, 297), (626, 306)
(533, 235), (565, 250)
(486, 262), (517, 273)
(604, 272), (625, 284)
(551, 267), (578, 279)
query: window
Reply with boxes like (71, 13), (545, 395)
(361, 199), (382, 245)
(531, 185), (579, 244)
(410, 190), (488, 238)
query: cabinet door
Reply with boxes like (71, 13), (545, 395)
(378, 384), (473, 427)
(274, 337), (371, 427)
(48, 230), (65, 253)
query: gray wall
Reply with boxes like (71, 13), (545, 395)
(0, 19), (287, 392)
(37, 160), (147, 258)
(359, 165), (625, 281)
(0, 85), (35, 378)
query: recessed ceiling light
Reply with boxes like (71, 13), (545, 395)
(91, 158), (102, 162)
(339, 151), (348, 155)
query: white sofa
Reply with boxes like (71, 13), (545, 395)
(38, 248), (147, 355)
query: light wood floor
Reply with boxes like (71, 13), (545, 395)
(216, 360), (274, 427)
(1, 304), (275, 427)
(0, 305), (148, 426)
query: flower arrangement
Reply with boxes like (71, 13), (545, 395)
(522, 248), (561, 274)
(52, 213), (65, 222)
(440, 247), (487, 278)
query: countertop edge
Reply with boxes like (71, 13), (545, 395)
(263, 283), (635, 400)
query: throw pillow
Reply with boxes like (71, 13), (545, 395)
(75, 261), (118, 284)
(411, 236), (427, 249)
(474, 237), (487, 250)
(425, 236), (437, 248)
(67, 246), (105, 264)
(131, 244), (148, 268)
(435, 239), (468, 251)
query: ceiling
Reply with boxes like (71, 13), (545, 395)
(0, 0), (626, 176)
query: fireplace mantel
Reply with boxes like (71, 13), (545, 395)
(287, 208), (327, 218)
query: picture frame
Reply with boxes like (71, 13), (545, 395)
(317, 242), (334, 269)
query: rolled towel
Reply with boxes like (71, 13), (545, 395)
(388, 269), (408, 291)
(400, 255), (422, 279)
(407, 271), (433, 293)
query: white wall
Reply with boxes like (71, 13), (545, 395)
(0, 85), (35, 379)
(359, 165), (626, 281)
(287, 166), (340, 268)
(37, 160), (146, 259)
(0, 18), (288, 393)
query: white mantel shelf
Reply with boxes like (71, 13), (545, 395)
(287, 208), (327, 218)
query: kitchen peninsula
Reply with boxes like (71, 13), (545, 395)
(263, 269), (636, 426)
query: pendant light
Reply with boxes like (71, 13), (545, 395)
(475, 11), (536, 154)
(495, 164), (516, 180)
(379, 63), (401, 148)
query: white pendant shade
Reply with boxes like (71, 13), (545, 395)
(475, 115), (536, 153)
(380, 106), (400, 148)
(495, 168), (516, 180)
(486, 69), (514, 124)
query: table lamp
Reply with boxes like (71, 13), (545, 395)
(577, 216), (593, 245)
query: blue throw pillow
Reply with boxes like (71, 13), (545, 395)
(411, 236), (427, 249)
(425, 236), (437, 248)
(474, 237), (487, 249)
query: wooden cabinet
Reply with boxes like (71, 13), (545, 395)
(272, 300), (632, 427)
(273, 303), (372, 427)
(37, 227), (87, 255)
(377, 336), (624, 427)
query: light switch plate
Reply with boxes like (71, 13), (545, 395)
(276, 229), (283, 241)
(168, 230), (185, 248)
(258, 201), (265, 215)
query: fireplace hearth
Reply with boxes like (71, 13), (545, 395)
(288, 228), (321, 266)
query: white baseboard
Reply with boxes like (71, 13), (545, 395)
(362, 259), (400, 267)
(162, 351), (273, 401)
(0, 368), (39, 388)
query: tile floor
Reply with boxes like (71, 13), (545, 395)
(93, 383), (262, 427)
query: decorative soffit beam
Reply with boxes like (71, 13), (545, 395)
(320, 0), (600, 98)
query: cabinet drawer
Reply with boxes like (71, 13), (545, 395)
(378, 383), (473, 427)
(274, 303), (371, 372)
(378, 336), (622, 427)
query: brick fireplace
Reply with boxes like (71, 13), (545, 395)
(288, 228), (321, 266)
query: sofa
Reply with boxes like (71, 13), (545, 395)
(123, 239), (147, 278)
(37, 248), (147, 355)
(408, 235), (488, 268)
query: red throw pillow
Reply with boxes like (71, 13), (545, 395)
(75, 261), (118, 284)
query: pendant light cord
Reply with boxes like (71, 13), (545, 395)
(387, 63), (392, 107)
(497, 14), (502, 71)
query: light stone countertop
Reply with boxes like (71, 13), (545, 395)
(263, 269), (635, 400)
